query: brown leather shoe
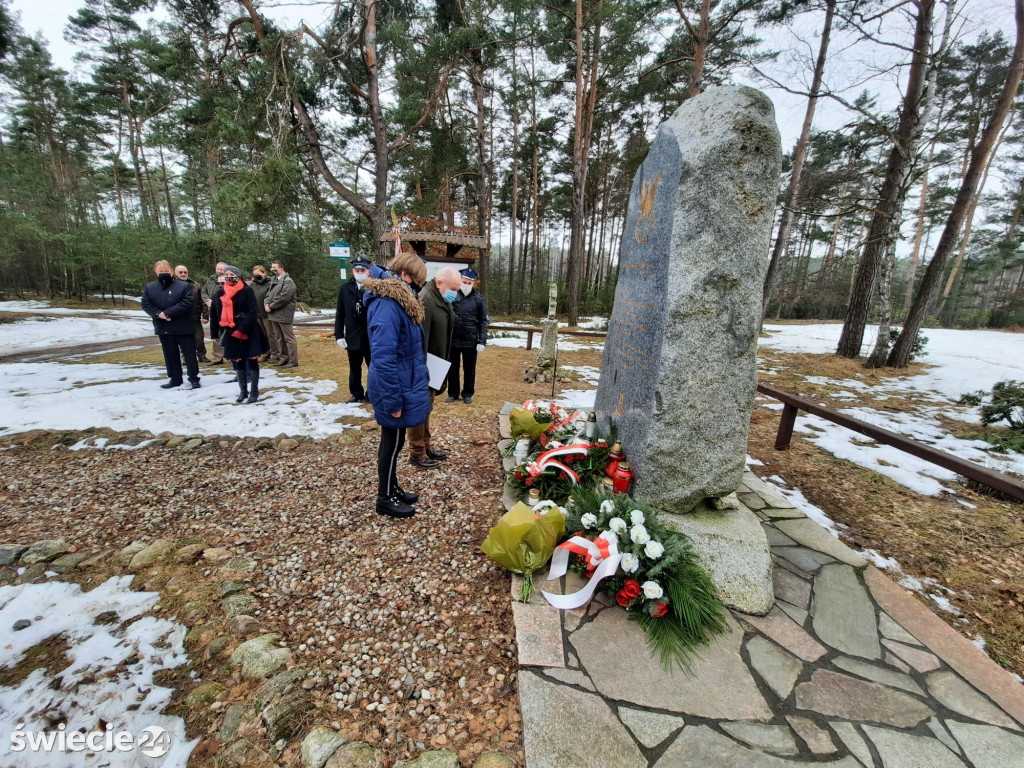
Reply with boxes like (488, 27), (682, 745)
(409, 455), (439, 469)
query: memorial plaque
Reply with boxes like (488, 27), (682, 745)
(594, 86), (782, 511)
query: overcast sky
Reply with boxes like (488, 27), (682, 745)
(5, 0), (1017, 186)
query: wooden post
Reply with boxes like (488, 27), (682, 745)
(526, 330), (534, 350)
(775, 404), (798, 450)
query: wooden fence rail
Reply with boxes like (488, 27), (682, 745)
(757, 383), (1024, 503)
(487, 325), (607, 350)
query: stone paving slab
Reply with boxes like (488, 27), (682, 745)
(864, 566), (1024, 728)
(496, 419), (1024, 767)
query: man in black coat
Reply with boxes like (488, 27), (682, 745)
(175, 264), (210, 363)
(141, 260), (201, 390)
(334, 257), (373, 403)
(446, 268), (488, 404)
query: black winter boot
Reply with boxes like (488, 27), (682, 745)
(246, 365), (260, 403)
(376, 494), (415, 518)
(235, 369), (248, 403)
(394, 486), (419, 504)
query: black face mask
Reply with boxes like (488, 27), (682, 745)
(157, 273), (174, 287)
(253, 275), (267, 284)
(410, 283), (422, 297)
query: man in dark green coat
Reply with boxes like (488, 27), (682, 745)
(408, 266), (461, 469)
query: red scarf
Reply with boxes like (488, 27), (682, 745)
(220, 280), (245, 328)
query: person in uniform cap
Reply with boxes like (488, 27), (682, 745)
(446, 268), (488, 405)
(335, 257), (373, 403)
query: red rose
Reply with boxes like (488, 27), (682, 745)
(616, 589), (631, 607)
(525, 477), (534, 486)
(622, 579), (641, 599)
(514, 470), (524, 480)
(652, 602), (668, 618)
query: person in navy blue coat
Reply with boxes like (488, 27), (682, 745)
(211, 265), (270, 403)
(363, 253), (430, 518)
(141, 260), (201, 390)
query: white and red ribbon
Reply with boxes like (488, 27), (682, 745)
(542, 532), (622, 610)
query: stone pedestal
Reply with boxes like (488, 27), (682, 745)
(663, 500), (773, 616)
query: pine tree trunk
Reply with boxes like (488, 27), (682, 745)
(837, 0), (935, 358)
(889, 0), (1024, 366)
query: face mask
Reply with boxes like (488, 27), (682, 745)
(225, 275), (240, 285)
(158, 273), (174, 286)
(443, 288), (458, 303)
(353, 271), (368, 284)
(460, 284), (472, 296)
(253, 275), (267, 283)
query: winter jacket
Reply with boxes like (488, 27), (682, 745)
(251, 276), (273, 319)
(211, 284), (270, 360)
(141, 277), (195, 336)
(419, 279), (455, 360)
(266, 272), (298, 324)
(335, 278), (370, 351)
(201, 273), (221, 305)
(451, 289), (488, 349)
(185, 278), (207, 322)
(364, 266), (430, 429)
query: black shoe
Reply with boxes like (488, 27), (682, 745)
(427, 448), (447, 460)
(445, 396), (458, 403)
(346, 395), (364, 404)
(160, 381), (182, 389)
(197, 357), (211, 364)
(409, 455), (440, 469)
(394, 486), (419, 504)
(187, 381), (201, 390)
(376, 495), (415, 518)
(463, 396), (472, 404)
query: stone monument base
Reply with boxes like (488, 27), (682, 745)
(663, 500), (773, 616)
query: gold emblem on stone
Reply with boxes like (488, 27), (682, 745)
(633, 171), (660, 244)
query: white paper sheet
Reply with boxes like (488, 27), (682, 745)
(426, 353), (451, 390)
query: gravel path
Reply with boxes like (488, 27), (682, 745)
(0, 411), (521, 766)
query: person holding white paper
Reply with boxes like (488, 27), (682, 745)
(408, 266), (461, 469)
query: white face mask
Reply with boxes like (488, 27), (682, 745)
(354, 271), (368, 284)
(460, 283), (472, 296)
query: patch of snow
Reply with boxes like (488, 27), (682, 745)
(763, 475), (844, 536)
(0, 362), (369, 438)
(0, 577), (197, 767)
(745, 455), (765, 466)
(561, 365), (600, 386)
(971, 635), (987, 652)
(555, 389), (597, 409)
(0, 316), (151, 354)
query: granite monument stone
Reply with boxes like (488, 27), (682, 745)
(594, 85), (782, 511)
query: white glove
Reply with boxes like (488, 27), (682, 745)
(476, 344), (485, 353)
(337, 338), (347, 349)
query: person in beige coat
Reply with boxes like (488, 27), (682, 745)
(264, 259), (298, 367)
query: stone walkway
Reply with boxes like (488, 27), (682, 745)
(497, 407), (1024, 768)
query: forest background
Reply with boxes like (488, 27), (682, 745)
(1, 0), (1023, 368)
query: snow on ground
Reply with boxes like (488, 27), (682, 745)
(0, 301), (143, 317)
(487, 329), (602, 352)
(0, 316), (152, 354)
(0, 362), (370, 438)
(759, 324), (1024, 495)
(0, 577), (196, 767)
(561, 365), (601, 387)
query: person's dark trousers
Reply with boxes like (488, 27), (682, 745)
(447, 347), (478, 400)
(378, 426), (407, 497)
(193, 321), (208, 360)
(159, 333), (200, 385)
(347, 347), (371, 399)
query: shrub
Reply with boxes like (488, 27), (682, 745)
(888, 328), (928, 361)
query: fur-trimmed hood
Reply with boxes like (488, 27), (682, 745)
(364, 276), (424, 325)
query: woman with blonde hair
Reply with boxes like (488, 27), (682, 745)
(362, 253), (430, 518)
